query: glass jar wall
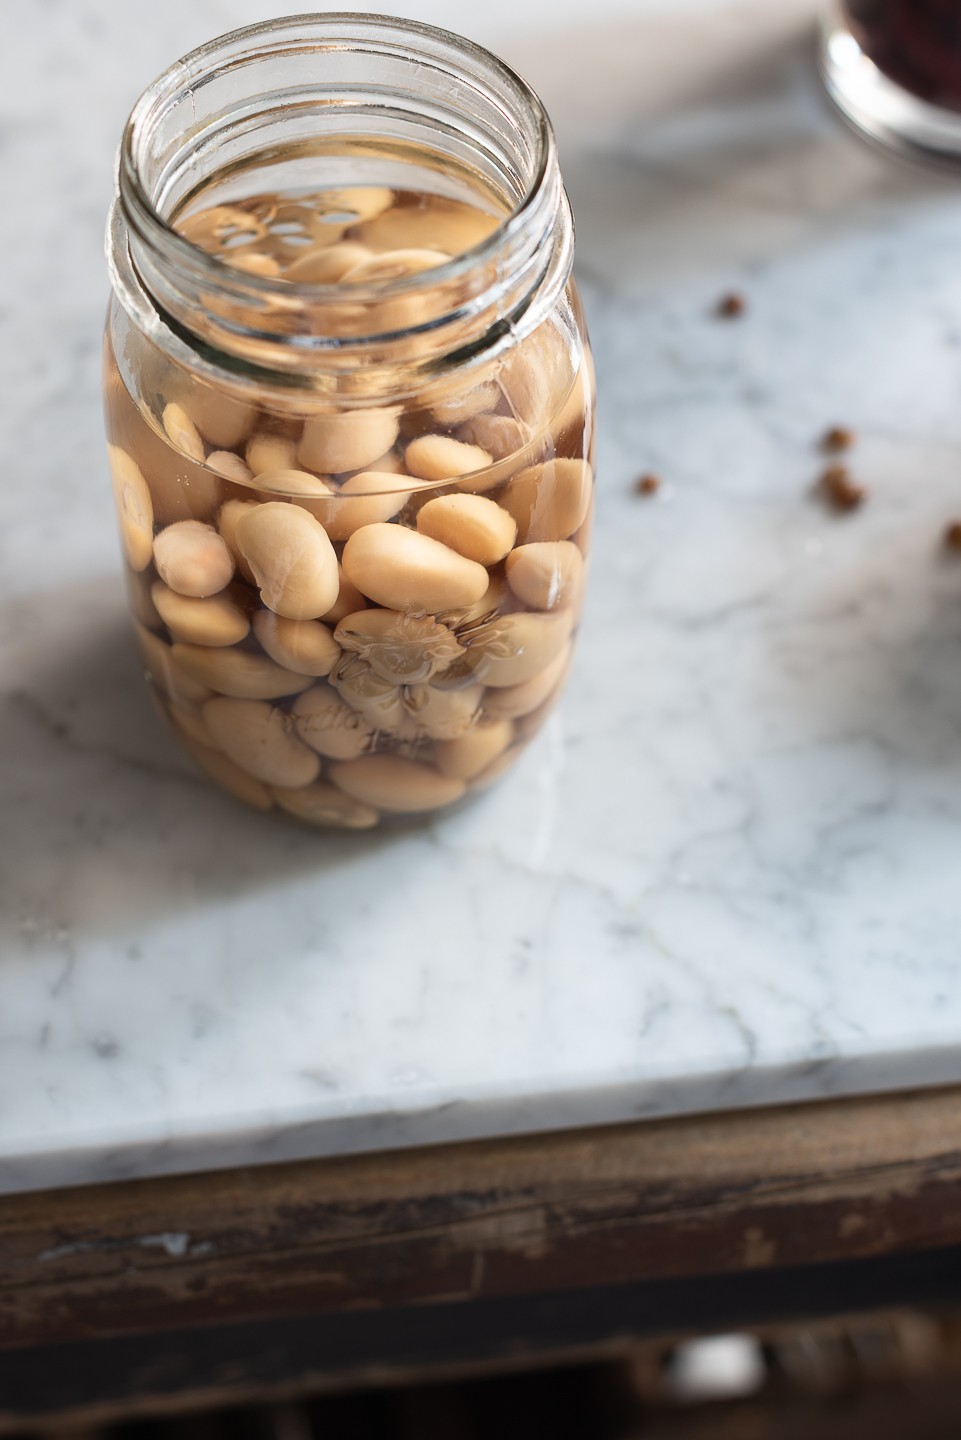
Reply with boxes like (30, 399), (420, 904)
(104, 15), (594, 828)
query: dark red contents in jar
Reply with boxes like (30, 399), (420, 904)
(845, 1), (961, 112)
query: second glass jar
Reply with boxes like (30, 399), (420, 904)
(104, 14), (594, 830)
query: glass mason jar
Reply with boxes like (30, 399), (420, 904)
(104, 15), (594, 830)
(820, 0), (961, 164)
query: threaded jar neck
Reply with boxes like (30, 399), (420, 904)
(107, 13), (574, 404)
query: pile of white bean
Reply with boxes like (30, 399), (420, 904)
(106, 189), (594, 827)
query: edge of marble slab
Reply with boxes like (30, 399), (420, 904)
(4, 1042), (961, 1198)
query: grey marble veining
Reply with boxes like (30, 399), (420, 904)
(3, 0), (961, 1195)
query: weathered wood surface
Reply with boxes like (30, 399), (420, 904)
(3, 1088), (961, 1353)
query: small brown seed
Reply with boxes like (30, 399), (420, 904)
(820, 463), (865, 512)
(944, 522), (961, 551)
(822, 425), (855, 453)
(716, 291), (746, 319)
(634, 472), (661, 496)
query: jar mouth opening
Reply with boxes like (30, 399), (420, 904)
(119, 12), (554, 306)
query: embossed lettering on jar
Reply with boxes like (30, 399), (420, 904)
(104, 15), (595, 828)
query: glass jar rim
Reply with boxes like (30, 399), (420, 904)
(108, 12), (575, 403)
(118, 12), (555, 302)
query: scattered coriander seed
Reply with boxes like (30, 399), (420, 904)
(716, 291), (746, 319)
(634, 473), (661, 496)
(944, 522), (961, 551)
(822, 425), (855, 453)
(820, 463), (865, 511)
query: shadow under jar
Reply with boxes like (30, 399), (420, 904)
(104, 14), (595, 830)
(820, 0), (961, 164)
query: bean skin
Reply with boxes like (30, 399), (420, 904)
(236, 502), (340, 620)
(342, 522), (489, 612)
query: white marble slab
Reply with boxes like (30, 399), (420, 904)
(4, 0), (961, 1196)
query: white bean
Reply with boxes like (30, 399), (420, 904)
(152, 581), (250, 647)
(273, 781), (379, 829)
(434, 717), (514, 780)
(498, 324), (572, 428)
(416, 494), (516, 566)
(399, 683), (483, 740)
(342, 523), (489, 613)
(319, 565), (368, 625)
(162, 402), (205, 462)
(327, 186), (394, 222)
(217, 499), (258, 583)
(329, 754), (466, 812)
(134, 423), (224, 525)
(475, 610), (574, 688)
(499, 459), (593, 542)
(341, 248), (448, 284)
(207, 450), (253, 484)
(134, 624), (213, 707)
(429, 380), (500, 428)
(505, 541), (584, 610)
(172, 642), (313, 699)
(125, 571), (162, 629)
(470, 744), (522, 791)
(404, 435), (491, 482)
(334, 609), (464, 683)
(298, 409), (399, 475)
(329, 660), (407, 732)
(181, 388), (257, 450)
(168, 702), (217, 749)
(315, 471), (424, 541)
(457, 413), (531, 463)
(253, 611), (340, 676)
(284, 242), (374, 284)
(153, 520), (235, 598)
(254, 468), (333, 500)
(482, 641), (572, 718)
(229, 251), (281, 278)
(291, 686), (375, 760)
(246, 432), (299, 476)
(352, 202), (500, 255)
(236, 502), (340, 620)
(202, 697), (320, 787)
(109, 446), (154, 571)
